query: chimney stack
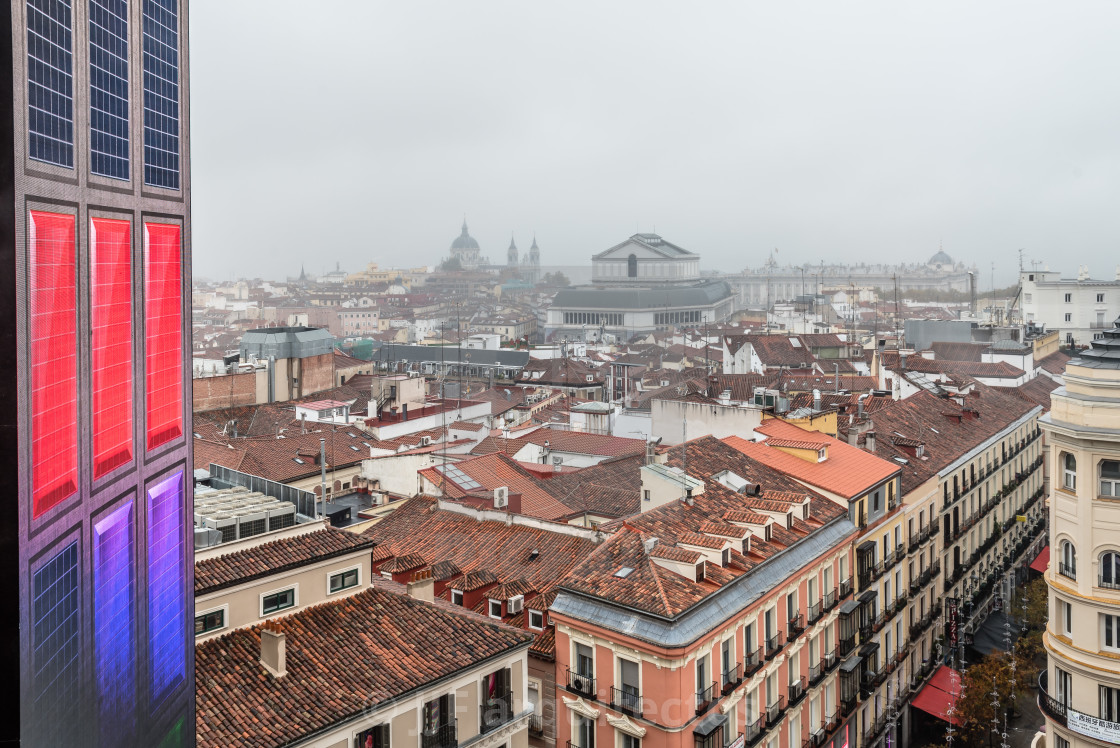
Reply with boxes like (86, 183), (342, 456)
(865, 431), (877, 453)
(260, 621), (287, 678)
(407, 568), (434, 602)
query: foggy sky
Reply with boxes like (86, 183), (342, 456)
(189, 1), (1120, 286)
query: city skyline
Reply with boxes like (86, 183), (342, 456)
(190, 1), (1120, 281)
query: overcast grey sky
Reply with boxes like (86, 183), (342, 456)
(190, 1), (1120, 286)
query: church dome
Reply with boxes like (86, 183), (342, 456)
(451, 220), (480, 251)
(929, 249), (953, 266)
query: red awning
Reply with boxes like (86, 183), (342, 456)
(911, 672), (961, 726)
(928, 665), (963, 695)
(1030, 546), (1050, 574)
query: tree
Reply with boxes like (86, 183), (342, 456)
(542, 271), (570, 286)
(1022, 576), (1048, 630)
(440, 256), (463, 271)
(953, 651), (1029, 746)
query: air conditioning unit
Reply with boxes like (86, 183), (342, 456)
(419, 435), (431, 446)
(509, 595), (524, 614)
(494, 486), (509, 509)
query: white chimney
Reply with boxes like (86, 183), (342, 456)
(260, 623), (287, 678)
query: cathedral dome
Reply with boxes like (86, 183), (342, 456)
(451, 220), (480, 251)
(929, 249), (953, 266)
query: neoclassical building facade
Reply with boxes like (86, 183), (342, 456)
(1038, 317), (1120, 747)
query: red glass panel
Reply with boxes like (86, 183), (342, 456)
(144, 223), (182, 450)
(29, 210), (78, 517)
(91, 218), (133, 477)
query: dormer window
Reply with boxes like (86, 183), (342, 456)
(817, 447), (827, 462)
(722, 548), (731, 567)
(695, 563), (706, 582)
(488, 599), (503, 619)
(451, 589), (463, 606)
(529, 610), (544, 630)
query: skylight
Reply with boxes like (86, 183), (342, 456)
(433, 463), (482, 491)
(614, 566), (635, 578)
(293, 457), (305, 464)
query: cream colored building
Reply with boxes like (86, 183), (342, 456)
(1038, 317), (1120, 748)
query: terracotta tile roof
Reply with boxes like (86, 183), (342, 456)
(766, 437), (828, 451)
(930, 341), (988, 362)
(195, 579), (532, 748)
(1002, 377), (1059, 412)
(699, 521), (750, 539)
(419, 452), (573, 520)
(195, 528), (374, 595)
(724, 420), (900, 498)
(431, 559), (462, 580)
(488, 578), (535, 599)
(459, 569), (499, 591)
(1037, 350), (1072, 376)
(882, 353), (1025, 379)
(379, 553), (428, 574)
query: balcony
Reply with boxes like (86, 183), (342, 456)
(721, 663), (743, 694)
(743, 647), (763, 676)
(529, 715), (544, 738)
(610, 686), (641, 717)
(788, 613), (806, 641)
(840, 694), (859, 716)
(696, 682), (716, 716)
(839, 577), (853, 600)
(566, 669), (596, 698)
(824, 648), (839, 673)
(803, 729), (826, 748)
(422, 721), (458, 748)
(788, 677), (807, 709)
(1037, 671), (1067, 728)
(1058, 563), (1076, 581)
(480, 692), (513, 734)
(744, 717), (764, 746)
(809, 661), (825, 688)
(807, 600), (823, 625)
(765, 695), (787, 724)
(823, 588), (838, 612)
(838, 635), (855, 657)
(765, 631), (785, 660)
(1100, 576), (1120, 592)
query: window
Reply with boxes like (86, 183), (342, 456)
(643, 490), (650, 502)
(1102, 685), (1120, 722)
(1024, 293), (1032, 303)
(29, 211), (78, 517)
(1101, 552), (1120, 590)
(529, 610), (544, 630)
(89, 0), (130, 179)
(1104, 614), (1120, 652)
(27, 0), (75, 166)
(1054, 736), (1069, 748)
(91, 217), (133, 477)
(1063, 453), (1077, 490)
(621, 734), (640, 748)
(144, 223), (183, 449)
(575, 715), (595, 748)
(627, 254), (637, 278)
(142, 0), (181, 188)
(93, 502), (135, 725)
(1060, 540), (1077, 580)
(488, 599), (502, 619)
(575, 642), (594, 680)
(147, 472), (186, 700)
(619, 657), (640, 713)
(1098, 293), (1106, 303)
(449, 588), (462, 605)
(194, 608), (225, 635)
(1065, 293), (1072, 303)
(1101, 461), (1120, 497)
(355, 724), (389, 748)
(1059, 600), (1073, 636)
(262, 588), (296, 615)
(1065, 313), (1072, 322)
(423, 694), (456, 743)
(328, 568), (359, 594)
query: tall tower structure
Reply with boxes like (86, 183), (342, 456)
(1039, 316), (1120, 747)
(2, 1), (195, 745)
(506, 234), (518, 270)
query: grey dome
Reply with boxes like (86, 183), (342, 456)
(451, 220), (480, 251)
(929, 250), (952, 265)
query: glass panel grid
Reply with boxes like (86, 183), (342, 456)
(144, 222), (182, 450)
(94, 502), (136, 735)
(141, 0), (179, 189)
(91, 218), (134, 476)
(30, 211), (78, 517)
(27, 0), (75, 167)
(89, 0), (130, 179)
(30, 542), (81, 744)
(433, 463), (481, 491)
(148, 471), (186, 703)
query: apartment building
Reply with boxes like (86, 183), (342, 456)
(194, 522), (535, 748)
(1020, 269), (1120, 346)
(1038, 318), (1120, 747)
(723, 421), (907, 748)
(551, 436), (859, 748)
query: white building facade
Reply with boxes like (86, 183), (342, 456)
(1020, 268), (1120, 346)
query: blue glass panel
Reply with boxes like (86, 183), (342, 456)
(30, 541), (82, 744)
(27, 0), (75, 167)
(141, 0), (179, 189)
(148, 471), (186, 703)
(94, 502), (136, 742)
(89, 0), (130, 179)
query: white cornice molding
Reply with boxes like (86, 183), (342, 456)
(605, 713), (647, 737)
(562, 696), (601, 720)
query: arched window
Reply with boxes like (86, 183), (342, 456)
(1101, 460), (1120, 497)
(1062, 452), (1077, 490)
(1059, 540), (1077, 580)
(627, 253), (638, 278)
(1100, 551), (1120, 590)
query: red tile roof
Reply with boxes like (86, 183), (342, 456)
(724, 420), (899, 498)
(195, 580), (532, 748)
(195, 528), (374, 594)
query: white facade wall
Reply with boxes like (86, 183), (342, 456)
(1020, 269), (1120, 346)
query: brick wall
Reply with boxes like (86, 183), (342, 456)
(300, 353), (335, 396)
(193, 372), (258, 412)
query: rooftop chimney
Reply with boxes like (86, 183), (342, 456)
(260, 622), (287, 678)
(643, 537), (659, 555)
(865, 431), (877, 453)
(407, 568), (434, 602)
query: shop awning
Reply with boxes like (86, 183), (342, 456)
(928, 665), (962, 694)
(1029, 546), (1050, 574)
(694, 711), (727, 737)
(910, 666), (961, 726)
